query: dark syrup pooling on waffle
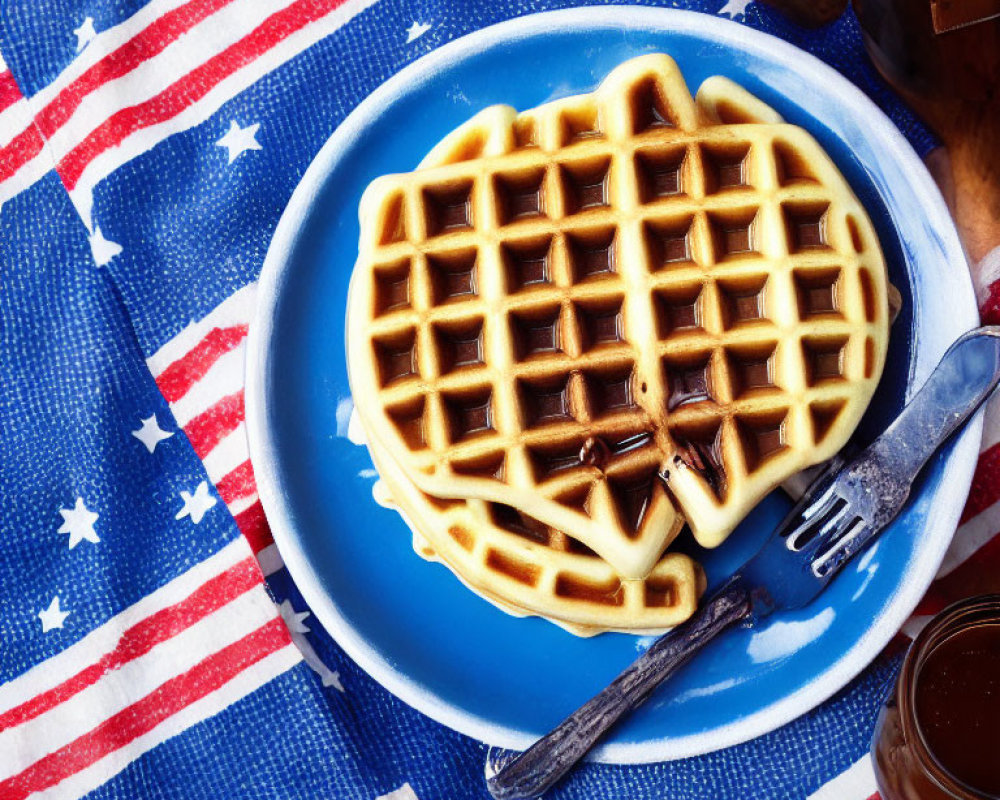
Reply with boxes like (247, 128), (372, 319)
(379, 275), (409, 311)
(738, 358), (772, 390)
(806, 286), (836, 312)
(717, 160), (745, 188)
(512, 308), (561, 358)
(673, 435), (726, 498)
(754, 427), (783, 457)
(671, 301), (697, 329)
(667, 361), (711, 411)
(579, 304), (623, 348)
(422, 182), (474, 236)
(814, 352), (841, 379)
(561, 159), (611, 214)
(661, 233), (689, 262)
(452, 336), (482, 366)
(518, 256), (547, 284)
(536, 387), (570, 420)
(650, 164), (680, 196)
(436, 321), (484, 372)
(734, 292), (763, 321)
(579, 436), (611, 470)
(522, 378), (572, 426)
(723, 225), (751, 254)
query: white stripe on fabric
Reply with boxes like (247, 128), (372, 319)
(30, 644), (300, 800)
(0, 586), (276, 778)
(0, 151), (55, 207)
(900, 614), (933, 640)
(20, 0), (196, 113)
(147, 283), (256, 377)
(170, 343), (246, 427)
(936, 497), (1000, 577)
(0, 97), (31, 148)
(226, 492), (259, 518)
(44, 0), (299, 169)
(256, 543), (284, 576)
(67, 0), (379, 222)
(202, 422), (250, 484)
(0, 538), (250, 714)
(806, 755), (877, 800)
(0, 91), (55, 206)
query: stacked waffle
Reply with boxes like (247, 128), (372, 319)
(346, 54), (890, 635)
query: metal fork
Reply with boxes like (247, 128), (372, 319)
(485, 326), (1000, 800)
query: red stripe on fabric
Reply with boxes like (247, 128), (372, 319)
(0, 618), (291, 800)
(920, 531), (1000, 612)
(33, 0), (234, 139)
(960, 442), (1000, 524)
(234, 501), (273, 552)
(0, 71), (22, 113)
(216, 459), (256, 504)
(0, 0), (234, 180)
(866, 793), (881, 800)
(58, 0), (349, 188)
(911, 595), (947, 619)
(0, 557), (261, 733)
(0, 125), (45, 183)
(981, 281), (1000, 326)
(155, 325), (247, 403)
(184, 390), (245, 458)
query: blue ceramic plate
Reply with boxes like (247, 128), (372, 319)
(246, 8), (980, 762)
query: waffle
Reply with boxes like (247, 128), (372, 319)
(347, 54), (890, 580)
(366, 426), (705, 636)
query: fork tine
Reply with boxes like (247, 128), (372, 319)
(812, 518), (870, 577)
(815, 501), (850, 540)
(785, 491), (843, 552)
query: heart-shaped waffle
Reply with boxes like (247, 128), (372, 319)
(347, 54), (890, 579)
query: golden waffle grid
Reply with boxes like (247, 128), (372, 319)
(348, 55), (889, 580)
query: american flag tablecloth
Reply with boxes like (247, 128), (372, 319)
(1, 1), (997, 798)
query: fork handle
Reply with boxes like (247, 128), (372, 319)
(485, 581), (753, 800)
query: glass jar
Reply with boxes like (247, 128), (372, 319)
(852, 0), (1000, 102)
(871, 595), (1000, 800)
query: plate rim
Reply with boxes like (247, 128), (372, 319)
(246, 6), (980, 763)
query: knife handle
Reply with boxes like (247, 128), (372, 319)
(484, 581), (752, 800)
(867, 326), (1000, 483)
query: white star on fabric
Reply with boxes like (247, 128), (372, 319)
(132, 414), (173, 453)
(38, 597), (70, 632)
(377, 784), (420, 800)
(718, 0), (754, 17)
(58, 498), (100, 548)
(279, 600), (345, 692)
(279, 599), (311, 634)
(175, 481), (217, 524)
(405, 21), (431, 43)
(88, 225), (122, 266)
(216, 121), (262, 164)
(74, 17), (97, 52)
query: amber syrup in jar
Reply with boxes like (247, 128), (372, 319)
(872, 595), (1000, 800)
